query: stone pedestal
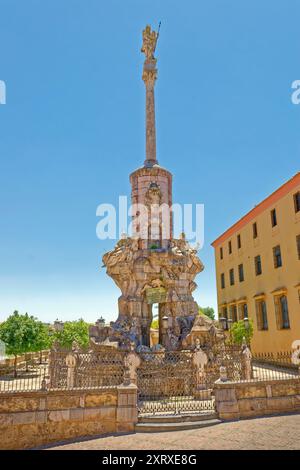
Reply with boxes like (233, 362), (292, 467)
(101, 234), (204, 350)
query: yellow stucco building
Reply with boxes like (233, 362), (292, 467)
(212, 173), (300, 354)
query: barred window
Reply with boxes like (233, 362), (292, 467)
(271, 208), (277, 227)
(255, 255), (262, 275)
(238, 263), (244, 282)
(274, 294), (290, 330)
(229, 268), (234, 285)
(237, 234), (241, 249)
(221, 306), (228, 330)
(238, 302), (248, 320)
(221, 273), (225, 289)
(228, 240), (232, 254)
(294, 191), (300, 213)
(230, 305), (237, 322)
(243, 303), (248, 319)
(253, 222), (258, 239)
(256, 300), (268, 330)
(273, 245), (282, 268)
(220, 247), (223, 260)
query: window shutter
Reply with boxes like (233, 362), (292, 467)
(274, 296), (282, 329)
(256, 301), (263, 330)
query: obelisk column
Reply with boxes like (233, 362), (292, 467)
(141, 25), (159, 167)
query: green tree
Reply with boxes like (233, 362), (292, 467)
(151, 318), (159, 329)
(0, 311), (42, 376)
(229, 319), (254, 345)
(198, 306), (215, 321)
(53, 319), (89, 349)
(31, 322), (52, 363)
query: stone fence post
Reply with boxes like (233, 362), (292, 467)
(192, 343), (208, 389)
(214, 380), (239, 420)
(65, 353), (77, 389)
(241, 341), (252, 381)
(116, 384), (138, 433)
(123, 344), (141, 386)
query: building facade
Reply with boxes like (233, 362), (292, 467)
(212, 173), (300, 354)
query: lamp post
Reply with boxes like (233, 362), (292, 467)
(219, 317), (227, 331)
(243, 317), (249, 331)
(97, 316), (105, 328)
(243, 316), (250, 347)
(227, 318), (233, 343)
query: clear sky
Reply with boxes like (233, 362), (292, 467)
(0, 0), (299, 324)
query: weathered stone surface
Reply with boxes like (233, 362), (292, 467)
(69, 408), (84, 421)
(0, 396), (40, 413)
(36, 411), (47, 423)
(214, 379), (300, 421)
(0, 387), (126, 449)
(83, 408), (102, 420)
(267, 396), (295, 411)
(48, 410), (70, 422)
(271, 382), (300, 397)
(13, 411), (37, 425)
(238, 398), (266, 413)
(236, 385), (267, 399)
(85, 392), (117, 407)
(47, 394), (80, 410)
(0, 413), (13, 426)
(215, 387), (236, 402)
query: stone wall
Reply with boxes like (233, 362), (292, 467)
(214, 378), (300, 420)
(0, 384), (138, 450)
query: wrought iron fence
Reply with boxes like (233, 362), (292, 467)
(137, 344), (245, 415)
(0, 347), (126, 393)
(1, 344), (299, 394)
(228, 350), (300, 383)
(48, 348), (126, 389)
(249, 363), (299, 382)
(249, 350), (299, 382)
(252, 351), (295, 368)
(0, 361), (48, 393)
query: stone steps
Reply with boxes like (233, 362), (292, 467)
(136, 412), (221, 432)
(138, 411), (218, 423)
(135, 418), (221, 433)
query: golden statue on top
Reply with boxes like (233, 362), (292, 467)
(141, 24), (159, 60)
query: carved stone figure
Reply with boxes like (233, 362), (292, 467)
(141, 25), (158, 60)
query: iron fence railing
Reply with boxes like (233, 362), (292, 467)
(0, 363), (48, 393)
(252, 351), (296, 368)
(230, 350), (300, 383)
(0, 348), (127, 393)
(0, 345), (299, 393)
(250, 363), (300, 382)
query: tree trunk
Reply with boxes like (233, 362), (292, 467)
(14, 355), (17, 378)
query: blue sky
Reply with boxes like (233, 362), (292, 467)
(0, 0), (299, 323)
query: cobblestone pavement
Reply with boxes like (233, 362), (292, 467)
(47, 413), (300, 450)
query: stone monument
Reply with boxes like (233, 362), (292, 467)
(97, 25), (218, 351)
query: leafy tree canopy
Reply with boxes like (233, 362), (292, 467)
(0, 310), (49, 356)
(198, 306), (215, 321)
(229, 319), (254, 345)
(53, 319), (89, 348)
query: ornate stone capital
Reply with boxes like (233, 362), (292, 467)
(142, 59), (157, 88)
